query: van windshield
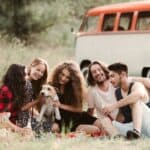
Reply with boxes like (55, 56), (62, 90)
(79, 16), (99, 32)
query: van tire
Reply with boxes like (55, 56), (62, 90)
(146, 69), (150, 78)
(80, 60), (91, 79)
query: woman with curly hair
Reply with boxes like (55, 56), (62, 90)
(49, 61), (119, 136)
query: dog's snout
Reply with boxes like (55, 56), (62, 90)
(40, 92), (44, 96)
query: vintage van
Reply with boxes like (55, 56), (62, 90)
(75, 1), (150, 77)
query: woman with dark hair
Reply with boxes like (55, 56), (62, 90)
(0, 64), (33, 137)
(49, 61), (119, 136)
(0, 58), (50, 135)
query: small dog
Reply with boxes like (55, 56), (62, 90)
(36, 84), (61, 123)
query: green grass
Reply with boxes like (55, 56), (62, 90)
(1, 133), (150, 150)
(0, 36), (74, 80)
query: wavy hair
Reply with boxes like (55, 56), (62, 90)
(27, 58), (49, 99)
(49, 61), (86, 108)
(87, 61), (109, 86)
(3, 64), (26, 108)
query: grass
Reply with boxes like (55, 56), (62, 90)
(0, 36), (74, 80)
(1, 133), (150, 150)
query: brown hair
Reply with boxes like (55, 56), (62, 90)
(49, 61), (86, 108)
(108, 62), (128, 74)
(27, 58), (49, 99)
(87, 61), (109, 86)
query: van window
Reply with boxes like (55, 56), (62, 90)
(118, 13), (133, 31)
(136, 11), (150, 30)
(102, 14), (116, 31)
(80, 16), (99, 32)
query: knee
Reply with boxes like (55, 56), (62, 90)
(51, 123), (60, 133)
(95, 116), (111, 126)
(76, 125), (100, 134)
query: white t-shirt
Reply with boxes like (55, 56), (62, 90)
(87, 83), (119, 119)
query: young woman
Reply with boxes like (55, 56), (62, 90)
(0, 58), (50, 135)
(0, 64), (33, 137)
(26, 58), (49, 99)
(49, 61), (119, 136)
(22, 58), (52, 133)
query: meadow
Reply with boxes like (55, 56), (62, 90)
(0, 36), (150, 150)
(0, 36), (74, 79)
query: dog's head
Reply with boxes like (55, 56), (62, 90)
(40, 84), (57, 99)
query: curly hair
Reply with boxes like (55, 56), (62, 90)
(3, 64), (26, 109)
(87, 61), (109, 86)
(27, 58), (49, 99)
(49, 61), (86, 108)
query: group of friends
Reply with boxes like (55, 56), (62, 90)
(0, 58), (150, 140)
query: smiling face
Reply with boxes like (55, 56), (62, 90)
(58, 68), (70, 86)
(30, 63), (46, 80)
(90, 64), (106, 84)
(109, 71), (121, 88)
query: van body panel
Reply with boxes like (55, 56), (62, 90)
(75, 32), (150, 76)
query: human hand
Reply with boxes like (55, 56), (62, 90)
(101, 105), (115, 116)
(39, 96), (46, 105)
(52, 101), (61, 108)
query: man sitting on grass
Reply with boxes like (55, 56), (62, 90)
(102, 62), (150, 139)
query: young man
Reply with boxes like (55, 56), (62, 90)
(102, 62), (150, 139)
(87, 61), (119, 135)
(87, 61), (118, 119)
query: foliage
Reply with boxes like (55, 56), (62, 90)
(0, 0), (134, 44)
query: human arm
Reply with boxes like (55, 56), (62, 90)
(131, 76), (150, 90)
(0, 112), (33, 138)
(21, 99), (39, 111)
(86, 88), (96, 116)
(102, 82), (149, 115)
(53, 100), (82, 112)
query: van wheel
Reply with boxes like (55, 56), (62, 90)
(146, 69), (150, 78)
(81, 66), (89, 80)
(80, 60), (91, 79)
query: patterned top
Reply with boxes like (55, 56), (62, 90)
(16, 80), (33, 127)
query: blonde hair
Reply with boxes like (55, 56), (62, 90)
(28, 58), (49, 98)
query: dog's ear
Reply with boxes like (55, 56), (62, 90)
(54, 87), (59, 93)
(48, 82), (59, 94)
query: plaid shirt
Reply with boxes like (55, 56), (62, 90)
(0, 85), (17, 123)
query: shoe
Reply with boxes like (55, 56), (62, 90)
(126, 129), (141, 140)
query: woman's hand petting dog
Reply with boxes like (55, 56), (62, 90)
(39, 95), (46, 105)
(52, 100), (61, 108)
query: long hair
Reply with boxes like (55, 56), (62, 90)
(27, 58), (49, 99)
(3, 64), (26, 109)
(87, 61), (110, 86)
(49, 61), (86, 108)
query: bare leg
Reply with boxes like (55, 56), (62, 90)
(93, 117), (119, 137)
(51, 123), (60, 133)
(130, 101), (143, 133)
(75, 124), (100, 135)
(0, 112), (33, 139)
